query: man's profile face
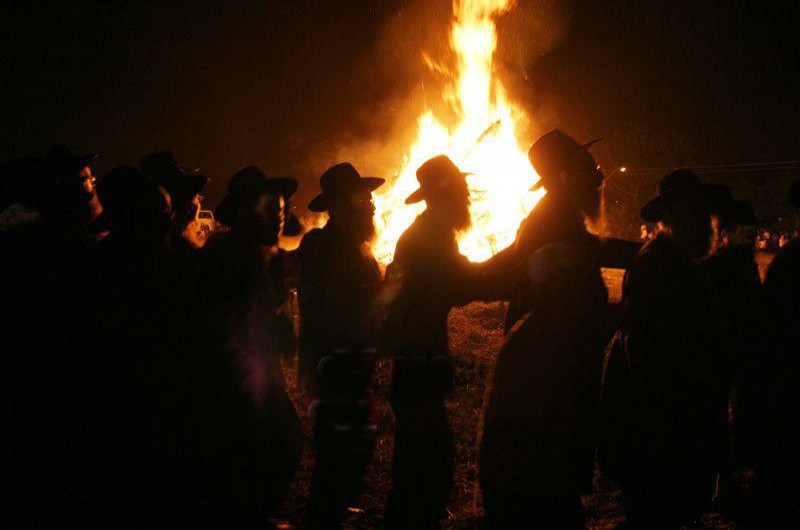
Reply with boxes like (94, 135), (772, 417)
(331, 187), (377, 244)
(250, 192), (284, 245)
(563, 152), (604, 223)
(79, 166), (96, 195)
(432, 177), (471, 231)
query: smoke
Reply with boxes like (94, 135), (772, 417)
(495, 0), (573, 139)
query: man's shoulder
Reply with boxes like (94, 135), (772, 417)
(628, 234), (686, 280)
(298, 227), (328, 253)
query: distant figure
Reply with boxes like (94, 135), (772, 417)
(383, 155), (480, 529)
(479, 130), (612, 529)
(749, 180), (800, 527)
(191, 167), (301, 528)
(600, 169), (731, 529)
(702, 196), (764, 515)
(297, 162), (384, 529)
(140, 150), (209, 251)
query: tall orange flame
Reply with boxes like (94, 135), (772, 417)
(372, 0), (544, 264)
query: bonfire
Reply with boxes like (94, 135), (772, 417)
(372, 0), (544, 265)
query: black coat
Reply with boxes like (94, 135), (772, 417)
(599, 234), (730, 515)
(480, 199), (611, 495)
(296, 222), (381, 398)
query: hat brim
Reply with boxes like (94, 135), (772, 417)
(529, 178), (545, 192)
(640, 183), (730, 223)
(267, 177), (299, 199)
(726, 201), (769, 227)
(404, 189), (426, 205)
(79, 153), (98, 168)
(180, 173), (209, 197)
(528, 139), (600, 192)
(308, 176), (384, 212)
(404, 172), (470, 204)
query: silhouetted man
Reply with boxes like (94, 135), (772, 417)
(191, 167), (302, 528)
(85, 166), (179, 523)
(382, 155), (481, 529)
(2, 146), (101, 526)
(600, 169), (730, 529)
(479, 130), (612, 529)
(749, 180), (800, 527)
(702, 196), (764, 514)
(297, 162), (384, 529)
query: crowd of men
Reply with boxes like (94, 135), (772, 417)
(2, 131), (798, 529)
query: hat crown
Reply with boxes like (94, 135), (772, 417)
(43, 145), (96, 176)
(528, 129), (585, 179)
(140, 151), (179, 175)
(417, 155), (461, 180)
(229, 165), (268, 195)
(528, 130), (601, 192)
(657, 169), (702, 195)
(319, 162), (362, 193)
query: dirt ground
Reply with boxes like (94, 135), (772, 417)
(275, 269), (739, 529)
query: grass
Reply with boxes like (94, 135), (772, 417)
(275, 268), (737, 528)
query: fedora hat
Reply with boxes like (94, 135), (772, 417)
(308, 162), (384, 212)
(42, 145), (97, 177)
(528, 129), (602, 191)
(640, 169), (730, 223)
(724, 200), (769, 227)
(405, 155), (469, 205)
(215, 165), (298, 227)
(140, 151), (208, 201)
(93, 165), (159, 232)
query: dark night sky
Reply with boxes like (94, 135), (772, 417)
(5, 0), (799, 209)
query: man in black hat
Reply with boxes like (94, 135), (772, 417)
(701, 195), (765, 515)
(140, 150), (209, 250)
(216, 165), (303, 237)
(2, 145), (104, 525)
(296, 162), (384, 529)
(479, 130), (613, 529)
(80, 166), (182, 523)
(479, 130), (639, 331)
(748, 180), (800, 527)
(188, 167), (302, 528)
(600, 169), (730, 529)
(382, 154), (485, 529)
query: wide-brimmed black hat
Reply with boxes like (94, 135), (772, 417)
(43, 145), (97, 177)
(93, 166), (157, 231)
(405, 155), (469, 204)
(140, 151), (208, 201)
(308, 162), (384, 212)
(724, 200), (769, 227)
(528, 129), (602, 191)
(640, 169), (731, 223)
(215, 165), (299, 227)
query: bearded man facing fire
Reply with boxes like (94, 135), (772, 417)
(383, 154), (488, 529)
(297, 162), (385, 529)
(479, 130), (614, 529)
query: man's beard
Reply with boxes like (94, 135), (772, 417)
(583, 196), (607, 238)
(452, 203), (472, 232)
(343, 210), (376, 244)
